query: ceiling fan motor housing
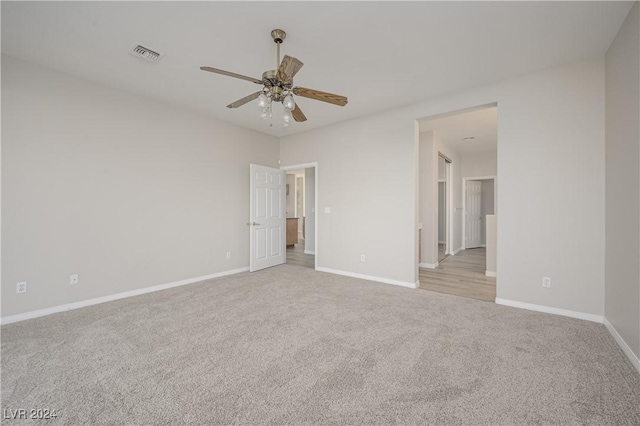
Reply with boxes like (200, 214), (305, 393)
(261, 70), (291, 102)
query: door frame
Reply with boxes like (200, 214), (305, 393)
(281, 162), (318, 270)
(462, 175), (497, 250)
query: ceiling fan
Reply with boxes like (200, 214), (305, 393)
(200, 29), (348, 125)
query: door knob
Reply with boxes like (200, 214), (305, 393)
(246, 222), (261, 226)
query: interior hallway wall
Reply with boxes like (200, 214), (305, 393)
(286, 174), (296, 218)
(480, 179), (495, 245)
(461, 150), (497, 177)
(419, 131), (436, 266)
(304, 168), (316, 255)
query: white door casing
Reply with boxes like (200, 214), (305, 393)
(465, 180), (482, 249)
(249, 164), (285, 272)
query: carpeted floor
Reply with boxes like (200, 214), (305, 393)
(2, 264), (640, 425)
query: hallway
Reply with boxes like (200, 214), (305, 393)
(419, 248), (496, 302)
(286, 239), (315, 269)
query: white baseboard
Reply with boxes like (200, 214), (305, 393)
(452, 247), (462, 255)
(603, 318), (640, 375)
(419, 262), (438, 269)
(1, 267), (249, 325)
(438, 240), (445, 244)
(316, 267), (416, 289)
(495, 298), (604, 323)
(480, 244), (487, 248)
(485, 271), (496, 277)
(304, 250), (316, 255)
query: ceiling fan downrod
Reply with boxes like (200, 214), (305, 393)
(271, 29), (286, 69)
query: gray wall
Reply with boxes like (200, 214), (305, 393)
(1, 55), (280, 317)
(605, 3), (640, 359)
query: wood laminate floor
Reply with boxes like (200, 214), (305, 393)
(286, 238), (315, 269)
(420, 248), (496, 302)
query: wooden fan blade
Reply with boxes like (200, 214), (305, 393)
(226, 92), (262, 109)
(291, 104), (307, 122)
(293, 87), (347, 106)
(200, 66), (263, 85)
(276, 55), (304, 83)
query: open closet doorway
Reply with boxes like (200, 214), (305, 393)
(282, 163), (317, 269)
(437, 154), (452, 262)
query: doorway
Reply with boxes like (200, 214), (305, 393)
(417, 103), (498, 302)
(282, 163), (317, 269)
(463, 177), (496, 250)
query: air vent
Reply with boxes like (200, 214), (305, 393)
(129, 44), (163, 64)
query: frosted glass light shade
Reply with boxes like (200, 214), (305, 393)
(257, 93), (268, 108)
(282, 108), (293, 125)
(283, 95), (295, 110)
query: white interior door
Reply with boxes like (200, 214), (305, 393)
(465, 180), (482, 249)
(249, 164), (285, 272)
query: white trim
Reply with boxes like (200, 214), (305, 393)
(419, 262), (438, 269)
(304, 250), (316, 255)
(1, 267), (249, 325)
(438, 240), (445, 244)
(281, 162), (318, 271)
(495, 298), (603, 323)
(452, 247), (463, 255)
(485, 271), (496, 277)
(603, 318), (640, 374)
(316, 267), (417, 289)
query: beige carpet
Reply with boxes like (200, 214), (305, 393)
(2, 264), (640, 425)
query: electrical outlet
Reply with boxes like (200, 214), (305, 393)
(542, 277), (551, 288)
(226, 252), (231, 260)
(70, 274), (79, 285)
(360, 254), (366, 262)
(16, 282), (27, 294)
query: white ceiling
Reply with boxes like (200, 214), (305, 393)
(1, 2), (632, 138)
(420, 106), (497, 155)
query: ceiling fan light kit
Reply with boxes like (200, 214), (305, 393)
(200, 29), (347, 126)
